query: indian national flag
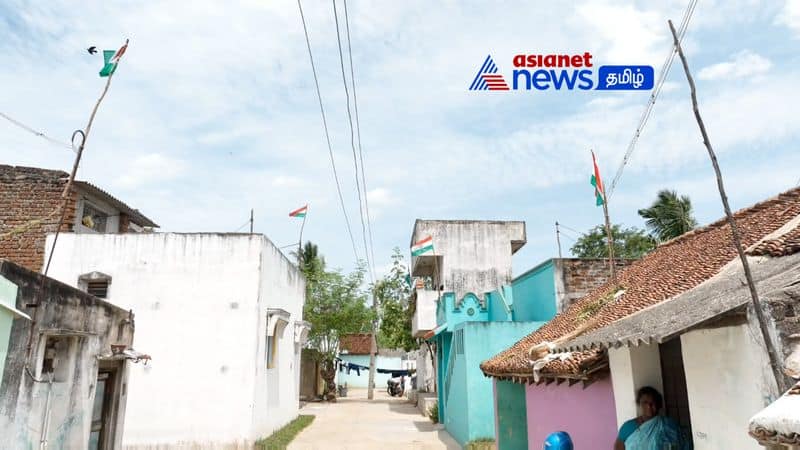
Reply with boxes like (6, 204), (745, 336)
(412, 235), (434, 256)
(289, 205), (308, 218)
(99, 40), (129, 77)
(590, 150), (605, 206)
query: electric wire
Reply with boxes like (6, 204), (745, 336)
(297, 0), (361, 264)
(0, 111), (75, 152)
(607, 0), (699, 198)
(343, 0), (378, 278)
(333, 0), (375, 283)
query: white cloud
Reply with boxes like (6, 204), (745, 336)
(776, 0), (800, 37)
(116, 153), (186, 189)
(271, 175), (304, 188)
(697, 50), (772, 80)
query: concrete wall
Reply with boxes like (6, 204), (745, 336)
(512, 260), (556, 322)
(494, 379), (528, 450)
(0, 274), (20, 381)
(681, 325), (769, 450)
(412, 289), (439, 337)
(335, 354), (403, 388)
(608, 344), (664, 428)
(525, 375), (617, 450)
(43, 233), (305, 448)
(411, 220), (525, 304)
(0, 260), (134, 450)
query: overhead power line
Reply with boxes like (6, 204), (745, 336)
(297, 0), (361, 264)
(333, 0), (375, 283)
(607, 0), (699, 198)
(0, 111), (75, 152)
(343, 0), (378, 278)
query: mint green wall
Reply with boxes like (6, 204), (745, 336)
(512, 260), (557, 322)
(440, 321), (545, 446)
(495, 379), (528, 450)
(0, 274), (20, 382)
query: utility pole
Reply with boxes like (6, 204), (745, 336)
(669, 20), (787, 393)
(249, 209), (254, 234)
(602, 197), (616, 283)
(367, 290), (378, 400)
(555, 221), (563, 259)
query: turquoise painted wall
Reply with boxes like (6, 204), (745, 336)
(495, 379), (528, 450)
(441, 321), (545, 446)
(336, 354), (403, 388)
(0, 274), (20, 382)
(511, 260), (557, 322)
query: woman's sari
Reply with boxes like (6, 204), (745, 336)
(624, 416), (692, 450)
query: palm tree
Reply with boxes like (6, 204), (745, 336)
(638, 189), (698, 242)
(292, 241), (325, 278)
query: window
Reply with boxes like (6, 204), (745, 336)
(40, 336), (76, 382)
(267, 336), (276, 369)
(82, 202), (109, 233)
(87, 281), (109, 299)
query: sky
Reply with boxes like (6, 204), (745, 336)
(1, 0), (799, 279)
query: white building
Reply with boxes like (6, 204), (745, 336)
(44, 233), (309, 449)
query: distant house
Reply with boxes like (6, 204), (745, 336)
(0, 259), (141, 449)
(0, 165), (157, 271)
(482, 187), (800, 450)
(43, 233), (309, 449)
(336, 333), (405, 389)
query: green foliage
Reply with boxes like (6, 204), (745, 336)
(255, 415), (315, 449)
(428, 401), (439, 423)
(570, 224), (655, 259)
(465, 438), (495, 450)
(299, 241), (374, 364)
(638, 189), (698, 242)
(375, 248), (416, 351)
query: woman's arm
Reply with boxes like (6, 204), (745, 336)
(614, 438), (625, 450)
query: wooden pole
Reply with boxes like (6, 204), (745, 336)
(602, 188), (616, 283)
(555, 221), (563, 259)
(668, 20), (787, 393)
(249, 209), (253, 234)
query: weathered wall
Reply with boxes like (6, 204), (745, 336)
(525, 375), (617, 450)
(43, 233), (305, 448)
(0, 165), (77, 271)
(608, 344), (664, 428)
(681, 324), (769, 450)
(494, 379), (528, 450)
(0, 274), (19, 382)
(0, 260), (133, 450)
(554, 258), (632, 313)
(411, 220), (525, 304)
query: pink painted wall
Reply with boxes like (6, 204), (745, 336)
(526, 375), (617, 450)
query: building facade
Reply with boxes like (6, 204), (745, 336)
(0, 259), (138, 449)
(43, 233), (308, 449)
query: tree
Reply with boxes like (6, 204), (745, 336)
(375, 248), (416, 352)
(638, 189), (698, 242)
(570, 224), (655, 259)
(293, 241), (325, 282)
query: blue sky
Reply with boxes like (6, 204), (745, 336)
(1, 0), (799, 278)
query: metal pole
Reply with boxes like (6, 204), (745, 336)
(249, 209), (253, 234)
(669, 20), (786, 393)
(298, 205), (308, 262)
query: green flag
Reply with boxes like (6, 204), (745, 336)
(99, 40), (128, 77)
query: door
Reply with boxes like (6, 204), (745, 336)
(89, 370), (115, 450)
(659, 338), (693, 443)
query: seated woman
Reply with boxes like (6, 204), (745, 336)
(614, 386), (690, 450)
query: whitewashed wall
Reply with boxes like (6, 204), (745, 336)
(44, 233), (305, 449)
(608, 344), (664, 428)
(681, 325), (770, 450)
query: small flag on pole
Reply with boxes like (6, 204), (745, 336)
(590, 150), (605, 206)
(99, 40), (129, 77)
(412, 235), (434, 256)
(289, 205), (308, 218)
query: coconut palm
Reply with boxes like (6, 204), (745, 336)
(638, 189), (698, 242)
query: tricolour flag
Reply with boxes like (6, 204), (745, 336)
(411, 235), (434, 256)
(99, 40), (129, 77)
(289, 205), (308, 218)
(590, 150), (605, 207)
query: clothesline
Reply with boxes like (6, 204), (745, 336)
(334, 357), (413, 378)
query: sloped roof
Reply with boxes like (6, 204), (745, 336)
(749, 381), (800, 446)
(481, 186), (800, 380)
(339, 333), (373, 355)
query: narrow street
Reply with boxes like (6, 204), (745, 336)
(289, 389), (459, 450)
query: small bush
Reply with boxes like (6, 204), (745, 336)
(465, 438), (495, 450)
(428, 401), (439, 423)
(255, 415), (315, 449)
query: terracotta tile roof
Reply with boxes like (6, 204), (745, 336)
(481, 186), (800, 380)
(748, 224), (800, 257)
(749, 380), (800, 446)
(339, 333), (373, 355)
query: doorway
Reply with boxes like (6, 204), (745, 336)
(659, 338), (693, 443)
(89, 367), (117, 450)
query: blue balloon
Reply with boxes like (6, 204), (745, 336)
(543, 431), (574, 450)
